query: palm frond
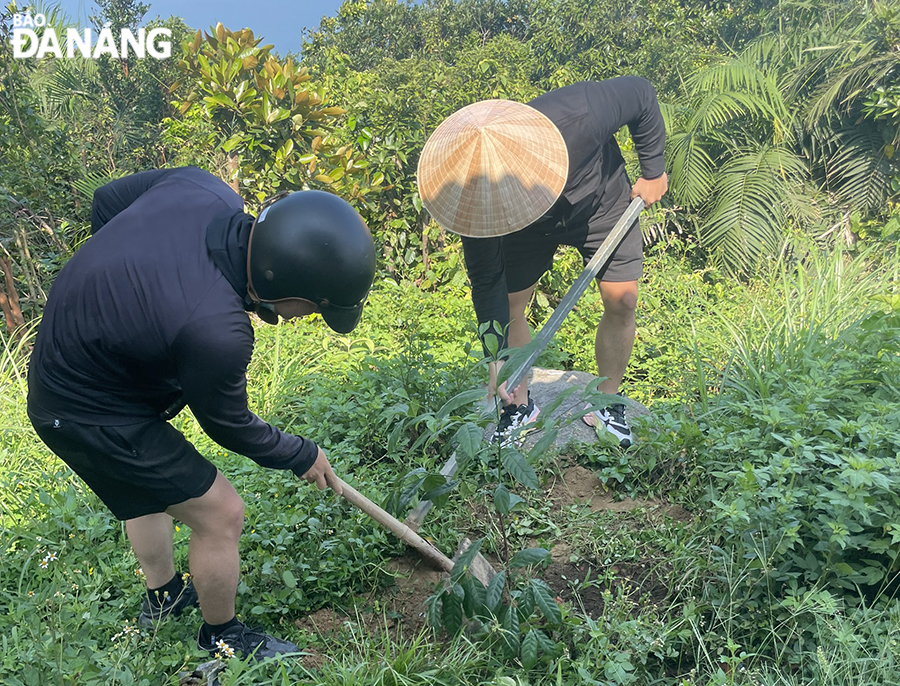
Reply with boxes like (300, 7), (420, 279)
(701, 146), (808, 273)
(822, 123), (892, 211)
(686, 51), (794, 139)
(658, 100), (680, 136)
(687, 91), (756, 133)
(38, 61), (100, 116)
(668, 131), (715, 206)
(804, 42), (898, 124)
(72, 171), (125, 203)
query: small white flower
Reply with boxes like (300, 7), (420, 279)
(215, 639), (235, 658)
(112, 624), (139, 642)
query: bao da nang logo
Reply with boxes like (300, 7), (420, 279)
(10, 12), (171, 59)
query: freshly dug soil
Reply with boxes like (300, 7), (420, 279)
(294, 555), (444, 640)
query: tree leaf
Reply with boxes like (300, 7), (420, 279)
(536, 629), (557, 654)
(494, 484), (511, 515)
(508, 547), (550, 568)
(451, 537), (484, 583)
(501, 449), (538, 490)
(421, 479), (456, 505)
(516, 585), (535, 619)
(454, 423), (482, 460)
(500, 605), (520, 655)
(386, 468), (426, 515)
(425, 593), (442, 629)
(528, 428), (558, 461)
(493, 484), (525, 515)
(441, 590), (463, 635)
(486, 570), (506, 612)
(282, 570), (296, 589)
(521, 629), (539, 669)
(436, 389), (484, 421)
(532, 580), (562, 624)
(462, 575), (486, 616)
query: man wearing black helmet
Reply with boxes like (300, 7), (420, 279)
(27, 166), (376, 661)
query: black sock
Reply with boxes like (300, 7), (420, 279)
(200, 616), (241, 642)
(146, 572), (184, 606)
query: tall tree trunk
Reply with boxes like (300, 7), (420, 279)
(0, 256), (26, 339)
(227, 152), (240, 194)
(421, 222), (430, 277)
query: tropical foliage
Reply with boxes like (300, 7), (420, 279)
(2, 0), (900, 684)
(667, 0), (900, 270)
(171, 24), (382, 206)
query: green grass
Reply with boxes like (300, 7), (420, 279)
(2, 237), (900, 684)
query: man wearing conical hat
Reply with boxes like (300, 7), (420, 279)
(418, 77), (667, 447)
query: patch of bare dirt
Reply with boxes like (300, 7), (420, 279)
(378, 556), (446, 634)
(294, 607), (345, 635)
(543, 558), (671, 619)
(294, 459), (689, 645)
(548, 465), (691, 521)
(294, 556), (445, 642)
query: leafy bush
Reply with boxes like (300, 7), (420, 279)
(703, 306), (900, 596)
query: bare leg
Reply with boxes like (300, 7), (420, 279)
(125, 513), (175, 589)
(595, 280), (638, 394)
(488, 284), (536, 406)
(166, 471), (245, 625)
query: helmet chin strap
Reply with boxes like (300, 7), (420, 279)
(253, 301), (279, 325)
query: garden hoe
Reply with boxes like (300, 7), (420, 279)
(404, 197), (645, 531)
(334, 476), (497, 585)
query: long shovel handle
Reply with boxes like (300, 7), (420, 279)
(405, 198), (644, 530)
(335, 477), (455, 574)
(503, 196), (644, 392)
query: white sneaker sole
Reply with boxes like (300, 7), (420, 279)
(582, 405), (633, 447)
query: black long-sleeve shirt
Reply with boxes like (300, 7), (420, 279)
(28, 167), (319, 476)
(461, 77), (667, 345)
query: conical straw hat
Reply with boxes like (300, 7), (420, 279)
(417, 99), (569, 238)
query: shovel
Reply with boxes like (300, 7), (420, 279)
(404, 197), (645, 531)
(335, 477), (496, 585)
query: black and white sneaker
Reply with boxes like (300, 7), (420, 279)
(138, 580), (199, 627)
(492, 393), (540, 446)
(583, 398), (633, 447)
(198, 621), (299, 661)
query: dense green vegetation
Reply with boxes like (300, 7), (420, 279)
(2, 0), (900, 684)
(3, 240), (899, 684)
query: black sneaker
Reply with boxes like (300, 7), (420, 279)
(583, 400), (633, 447)
(492, 393), (540, 446)
(197, 622), (299, 661)
(138, 580), (199, 627)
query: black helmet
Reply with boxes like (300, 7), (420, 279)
(247, 191), (376, 333)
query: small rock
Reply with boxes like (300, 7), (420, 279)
(178, 659), (225, 686)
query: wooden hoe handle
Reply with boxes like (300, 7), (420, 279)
(335, 477), (455, 574)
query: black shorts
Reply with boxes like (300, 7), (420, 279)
(29, 412), (218, 521)
(502, 190), (642, 293)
